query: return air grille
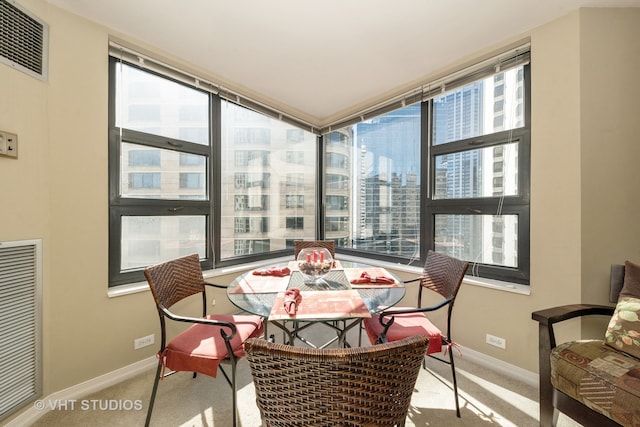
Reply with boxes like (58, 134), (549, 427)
(0, 239), (42, 422)
(0, 0), (48, 81)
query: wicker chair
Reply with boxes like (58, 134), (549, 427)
(293, 240), (336, 259)
(244, 335), (429, 426)
(143, 254), (264, 427)
(363, 249), (469, 417)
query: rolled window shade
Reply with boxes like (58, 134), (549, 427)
(421, 47), (530, 101)
(108, 41), (318, 134)
(109, 40), (529, 136)
(320, 43), (530, 134)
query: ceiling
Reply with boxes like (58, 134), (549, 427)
(46, 0), (640, 127)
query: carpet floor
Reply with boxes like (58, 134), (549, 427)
(30, 328), (583, 427)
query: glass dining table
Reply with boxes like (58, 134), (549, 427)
(227, 260), (406, 348)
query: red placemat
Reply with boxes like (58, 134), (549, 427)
(268, 290), (371, 320)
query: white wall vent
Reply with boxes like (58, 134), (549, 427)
(0, 0), (48, 81)
(0, 239), (42, 422)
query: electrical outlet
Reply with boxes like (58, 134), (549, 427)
(486, 333), (506, 349)
(211, 298), (216, 306)
(0, 131), (18, 158)
(134, 334), (155, 350)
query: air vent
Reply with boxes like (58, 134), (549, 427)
(0, 239), (42, 422)
(0, 0), (48, 81)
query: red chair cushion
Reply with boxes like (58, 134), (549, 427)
(161, 314), (263, 377)
(363, 308), (443, 354)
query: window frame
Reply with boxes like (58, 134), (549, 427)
(422, 64), (531, 284)
(108, 50), (531, 288)
(108, 57), (215, 286)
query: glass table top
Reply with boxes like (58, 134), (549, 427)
(227, 261), (406, 321)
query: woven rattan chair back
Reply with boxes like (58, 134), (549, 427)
(420, 249), (469, 302)
(293, 240), (336, 259)
(245, 335), (429, 427)
(144, 253), (206, 310)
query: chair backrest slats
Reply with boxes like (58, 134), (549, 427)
(293, 240), (336, 259)
(421, 249), (469, 300)
(245, 335), (429, 426)
(144, 253), (205, 309)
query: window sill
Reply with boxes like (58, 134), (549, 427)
(462, 275), (530, 295)
(107, 254), (530, 298)
(107, 256), (293, 299)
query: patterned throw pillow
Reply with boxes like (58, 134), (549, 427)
(605, 296), (640, 359)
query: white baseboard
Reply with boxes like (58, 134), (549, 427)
(4, 356), (157, 427)
(459, 345), (539, 388)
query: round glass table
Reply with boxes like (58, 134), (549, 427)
(227, 260), (406, 348)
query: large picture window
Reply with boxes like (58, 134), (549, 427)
(108, 46), (530, 287)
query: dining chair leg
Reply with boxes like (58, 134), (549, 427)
(449, 349), (461, 417)
(231, 359), (238, 427)
(145, 363), (163, 427)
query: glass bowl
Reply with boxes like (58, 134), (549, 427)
(296, 247), (333, 284)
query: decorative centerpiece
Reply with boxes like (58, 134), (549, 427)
(296, 247), (333, 284)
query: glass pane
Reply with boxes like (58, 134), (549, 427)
(115, 62), (209, 145)
(433, 66), (525, 145)
(120, 142), (206, 200)
(435, 214), (517, 268)
(434, 142), (518, 199)
(219, 101), (317, 259)
(121, 216), (206, 270)
(324, 104), (421, 258)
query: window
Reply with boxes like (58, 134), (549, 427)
(286, 151), (305, 164)
(234, 217), (269, 233)
(322, 63), (530, 284)
(285, 195), (304, 208)
(323, 105), (421, 259)
(426, 65), (530, 283)
(108, 59), (211, 286)
(286, 217), (304, 230)
(128, 172), (160, 189)
(129, 149), (160, 166)
(234, 239), (270, 255)
(109, 46), (530, 287)
(219, 100), (317, 260)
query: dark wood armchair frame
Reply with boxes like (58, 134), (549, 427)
(532, 264), (627, 426)
(532, 305), (618, 427)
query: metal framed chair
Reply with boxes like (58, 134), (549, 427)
(143, 253), (264, 427)
(362, 249), (469, 417)
(245, 335), (429, 426)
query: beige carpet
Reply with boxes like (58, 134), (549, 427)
(30, 328), (582, 427)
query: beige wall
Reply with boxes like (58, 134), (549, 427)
(2, 2), (639, 419)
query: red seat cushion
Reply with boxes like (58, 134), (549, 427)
(161, 314), (263, 377)
(363, 308), (443, 354)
